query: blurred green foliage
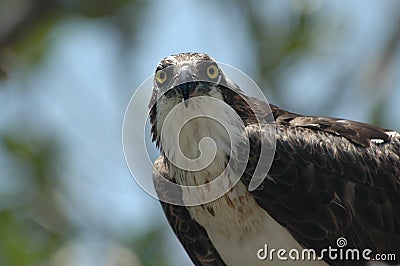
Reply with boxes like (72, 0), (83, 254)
(0, 131), (64, 265)
(0, 210), (61, 266)
(0, 0), (146, 78)
(0, 1), (159, 265)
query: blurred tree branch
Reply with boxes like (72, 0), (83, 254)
(0, 0), (133, 78)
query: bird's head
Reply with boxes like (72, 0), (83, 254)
(148, 52), (262, 156)
(150, 52), (227, 109)
(148, 53), (237, 147)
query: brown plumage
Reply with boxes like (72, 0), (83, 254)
(151, 52), (400, 266)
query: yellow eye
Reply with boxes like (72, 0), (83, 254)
(156, 70), (167, 84)
(206, 64), (219, 79)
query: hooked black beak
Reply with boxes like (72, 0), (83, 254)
(172, 66), (196, 108)
(182, 88), (190, 108)
(175, 83), (193, 108)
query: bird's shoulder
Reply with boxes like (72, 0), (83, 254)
(270, 104), (398, 147)
(241, 105), (400, 264)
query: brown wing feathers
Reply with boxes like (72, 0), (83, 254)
(242, 111), (400, 265)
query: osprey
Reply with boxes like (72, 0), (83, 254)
(149, 52), (400, 266)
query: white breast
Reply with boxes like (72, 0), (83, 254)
(188, 183), (327, 266)
(157, 96), (326, 265)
